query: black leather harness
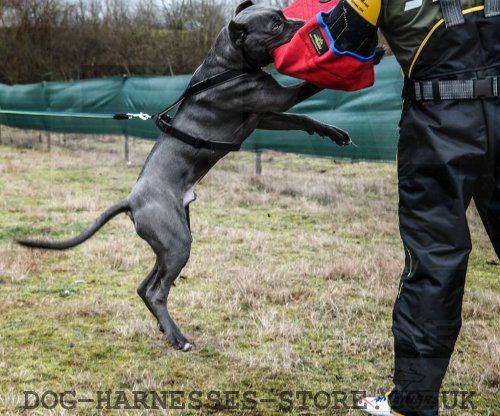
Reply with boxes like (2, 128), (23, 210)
(153, 69), (250, 152)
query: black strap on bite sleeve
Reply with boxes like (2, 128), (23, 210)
(322, 0), (378, 57)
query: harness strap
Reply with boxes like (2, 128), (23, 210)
(411, 77), (499, 101)
(152, 69), (249, 152)
(439, 0), (465, 27)
(154, 115), (241, 152)
(156, 69), (248, 119)
(485, 0), (500, 17)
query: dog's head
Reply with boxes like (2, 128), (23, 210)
(228, 1), (304, 68)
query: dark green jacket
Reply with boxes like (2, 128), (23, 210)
(380, 0), (486, 76)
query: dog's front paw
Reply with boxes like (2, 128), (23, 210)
(320, 125), (351, 146)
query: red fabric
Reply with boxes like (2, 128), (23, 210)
(273, 0), (374, 91)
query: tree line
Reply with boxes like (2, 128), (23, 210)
(0, 0), (255, 84)
(0, 1), (388, 85)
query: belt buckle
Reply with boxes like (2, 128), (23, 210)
(474, 78), (493, 99)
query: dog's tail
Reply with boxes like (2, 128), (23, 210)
(17, 199), (130, 250)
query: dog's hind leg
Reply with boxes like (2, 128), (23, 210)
(137, 260), (166, 332)
(134, 202), (193, 351)
(146, 243), (192, 351)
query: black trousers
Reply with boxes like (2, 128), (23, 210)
(388, 96), (500, 415)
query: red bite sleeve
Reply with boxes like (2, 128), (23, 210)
(273, 0), (375, 91)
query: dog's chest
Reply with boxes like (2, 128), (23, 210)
(183, 188), (197, 207)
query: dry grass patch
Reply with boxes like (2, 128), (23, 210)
(1, 134), (498, 415)
(0, 244), (59, 283)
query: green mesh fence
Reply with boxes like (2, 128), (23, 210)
(0, 57), (403, 161)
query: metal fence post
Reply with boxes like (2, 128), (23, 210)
(124, 134), (130, 163)
(255, 151), (262, 175)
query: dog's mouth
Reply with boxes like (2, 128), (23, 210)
(231, 12), (306, 69)
(267, 19), (305, 59)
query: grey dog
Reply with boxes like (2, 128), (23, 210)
(19, 1), (351, 351)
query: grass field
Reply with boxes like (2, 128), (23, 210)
(0, 132), (498, 415)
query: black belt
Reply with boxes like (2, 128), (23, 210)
(410, 77), (499, 101)
(440, 0), (500, 27)
(154, 115), (242, 152)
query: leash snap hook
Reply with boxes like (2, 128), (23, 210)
(134, 112), (151, 120)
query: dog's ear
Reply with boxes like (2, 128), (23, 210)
(228, 21), (247, 46)
(235, 0), (254, 15)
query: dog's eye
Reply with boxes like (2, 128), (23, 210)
(272, 20), (282, 32)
